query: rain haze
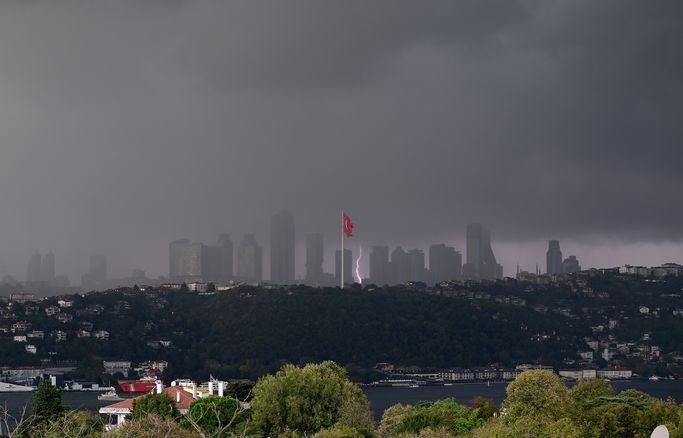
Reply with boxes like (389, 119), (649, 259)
(0, 0), (681, 284)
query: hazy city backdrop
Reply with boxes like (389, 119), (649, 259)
(0, 1), (681, 284)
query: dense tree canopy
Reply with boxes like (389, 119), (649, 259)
(131, 393), (180, 421)
(250, 361), (373, 437)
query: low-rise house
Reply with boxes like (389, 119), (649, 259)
(103, 360), (131, 377)
(76, 330), (91, 338)
(9, 293), (36, 303)
(597, 368), (632, 379)
(99, 384), (195, 428)
(56, 313), (73, 323)
(11, 321), (32, 333)
(93, 330), (110, 340)
(559, 369), (597, 380)
(57, 299), (74, 308)
(53, 330), (68, 342)
(27, 330), (45, 340)
(45, 306), (61, 316)
(25, 344), (37, 354)
(24, 304), (39, 316)
(13, 335), (27, 342)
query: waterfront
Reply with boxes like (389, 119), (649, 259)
(3, 380), (683, 421)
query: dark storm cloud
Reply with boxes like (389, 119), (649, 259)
(0, 0), (681, 280)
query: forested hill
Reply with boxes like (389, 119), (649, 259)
(3, 272), (683, 380)
(163, 287), (582, 378)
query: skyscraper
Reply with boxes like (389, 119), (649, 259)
(89, 255), (107, 284)
(238, 234), (262, 283)
(270, 211), (295, 284)
(369, 245), (390, 285)
(201, 244), (223, 282)
(168, 239), (203, 282)
(465, 223), (503, 280)
(390, 246), (409, 285)
(465, 224), (482, 278)
(429, 244), (462, 283)
(305, 233), (324, 284)
(335, 249), (352, 285)
(216, 234), (234, 282)
(26, 253), (42, 283)
(546, 240), (563, 275)
(562, 255), (581, 273)
(169, 239), (191, 280)
(41, 251), (55, 283)
(407, 249), (427, 282)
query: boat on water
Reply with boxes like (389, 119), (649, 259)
(117, 376), (158, 393)
(0, 382), (36, 392)
(97, 390), (123, 401)
(443, 383), (454, 386)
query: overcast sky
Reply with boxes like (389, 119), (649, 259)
(0, 0), (681, 282)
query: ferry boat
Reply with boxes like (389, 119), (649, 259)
(97, 390), (123, 401)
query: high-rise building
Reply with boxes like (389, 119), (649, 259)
(238, 234), (262, 283)
(562, 255), (581, 273)
(335, 249), (352, 285)
(369, 246), (390, 285)
(201, 245), (223, 282)
(26, 253), (42, 283)
(168, 239), (204, 282)
(216, 234), (234, 282)
(305, 233), (324, 284)
(465, 224), (502, 280)
(89, 255), (107, 283)
(406, 249), (427, 282)
(546, 240), (563, 275)
(41, 252), (55, 283)
(465, 224), (482, 278)
(429, 244), (462, 283)
(169, 239), (191, 280)
(390, 246), (409, 285)
(270, 211), (295, 284)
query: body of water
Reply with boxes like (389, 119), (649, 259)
(2, 380), (683, 422)
(362, 380), (683, 418)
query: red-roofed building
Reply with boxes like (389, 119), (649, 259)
(99, 383), (196, 427)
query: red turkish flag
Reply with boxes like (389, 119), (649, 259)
(343, 212), (354, 237)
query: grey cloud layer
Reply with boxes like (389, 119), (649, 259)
(0, 0), (680, 279)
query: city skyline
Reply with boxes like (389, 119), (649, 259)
(0, 1), (681, 283)
(3, 221), (682, 287)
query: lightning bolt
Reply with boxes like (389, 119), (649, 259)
(354, 246), (363, 284)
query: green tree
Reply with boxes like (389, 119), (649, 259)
(31, 381), (63, 425)
(377, 404), (415, 438)
(467, 396), (498, 421)
(250, 361), (371, 436)
(110, 414), (197, 438)
(32, 410), (104, 438)
(226, 381), (255, 401)
(182, 396), (250, 436)
(396, 398), (481, 436)
(131, 393), (180, 421)
(502, 370), (569, 424)
(569, 378), (614, 406)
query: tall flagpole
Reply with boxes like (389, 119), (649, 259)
(341, 211), (344, 288)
